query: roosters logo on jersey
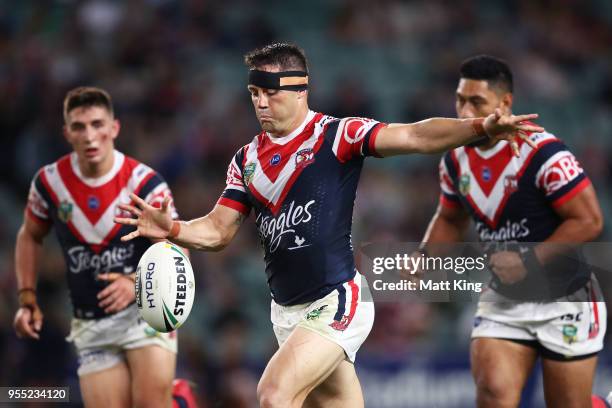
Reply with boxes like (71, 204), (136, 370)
(295, 148), (315, 169)
(504, 175), (519, 194)
(256, 200), (315, 253)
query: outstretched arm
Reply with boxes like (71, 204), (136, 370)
(115, 194), (245, 251)
(375, 109), (543, 157)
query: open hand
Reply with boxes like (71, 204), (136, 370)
(489, 251), (527, 285)
(483, 109), (544, 156)
(97, 272), (136, 314)
(115, 193), (173, 241)
(14, 304), (44, 340)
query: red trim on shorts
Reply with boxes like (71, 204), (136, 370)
(346, 279), (360, 325)
(589, 284), (600, 339)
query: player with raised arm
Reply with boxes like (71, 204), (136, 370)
(116, 43), (542, 408)
(420, 55), (606, 407)
(13, 87), (196, 408)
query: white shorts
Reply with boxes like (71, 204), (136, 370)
(271, 275), (375, 363)
(472, 284), (606, 359)
(67, 305), (177, 376)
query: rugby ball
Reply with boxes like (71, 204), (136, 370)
(135, 241), (195, 332)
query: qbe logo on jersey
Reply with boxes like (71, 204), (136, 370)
(538, 153), (585, 195)
(136, 242), (195, 332)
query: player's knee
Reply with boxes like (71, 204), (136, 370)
(475, 372), (520, 405)
(132, 380), (173, 408)
(257, 380), (292, 408)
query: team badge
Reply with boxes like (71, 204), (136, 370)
(88, 195), (100, 210)
(295, 148), (315, 169)
(459, 174), (471, 195)
(562, 324), (578, 344)
(58, 200), (73, 223)
(243, 162), (256, 186)
(504, 175), (518, 194)
(270, 153), (281, 166)
(481, 166), (491, 182)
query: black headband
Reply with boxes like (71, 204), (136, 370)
(248, 70), (309, 91)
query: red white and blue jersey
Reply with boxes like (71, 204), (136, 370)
(26, 150), (178, 319)
(219, 111), (385, 306)
(439, 129), (592, 297)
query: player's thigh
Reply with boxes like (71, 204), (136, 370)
(303, 359), (364, 408)
(126, 345), (176, 408)
(542, 355), (597, 408)
(258, 326), (346, 407)
(80, 361), (131, 408)
(471, 338), (538, 406)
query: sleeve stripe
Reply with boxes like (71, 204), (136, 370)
(439, 193), (462, 209)
(218, 197), (250, 215)
(25, 208), (51, 225)
(364, 123), (385, 158)
(551, 178), (591, 208)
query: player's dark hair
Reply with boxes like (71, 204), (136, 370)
(460, 55), (513, 93)
(244, 42), (308, 72)
(63, 86), (114, 121)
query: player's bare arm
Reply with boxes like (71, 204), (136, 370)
(115, 193), (245, 251)
(534, 185), (603, 264)
(421, 203), (471, 249)
(13, 214), (51, 340)
(400, 203), (472, 281)
(489, 185), (602, 285)
(374, 109), (542, 157)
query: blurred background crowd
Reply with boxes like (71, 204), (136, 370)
(1, 0), (611, 406)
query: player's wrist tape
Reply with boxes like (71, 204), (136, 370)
(18, 288), (37, 308)
(248, 70), (309, 91)
(518, 246), (542, 273)
(470, 118), (488, 138)
(168, 221), (181, 239)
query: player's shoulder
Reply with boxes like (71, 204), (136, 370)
(119, 151), (158, 179)
(34, 153), (71, 181)
(524, 129), (561, 150)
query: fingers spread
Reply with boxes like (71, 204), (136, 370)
(114, 217), (138, 226)
(97, 272), (122, 282)
(162, 196), (171, 212)
(130, 193), (148, 209)
(118, 203), (141, 217)
(518, 132), (538, 149)
(121, 230), (140, 242)
(510, 141), (520, 157)
(97, 286), (112, 300)
(513, 113), (539, 122)
(517, 124), (545, 133)
(98, 293), (114, 308)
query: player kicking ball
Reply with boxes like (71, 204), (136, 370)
(116, 43), (542, 407)
(418, 55), (606, 407)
